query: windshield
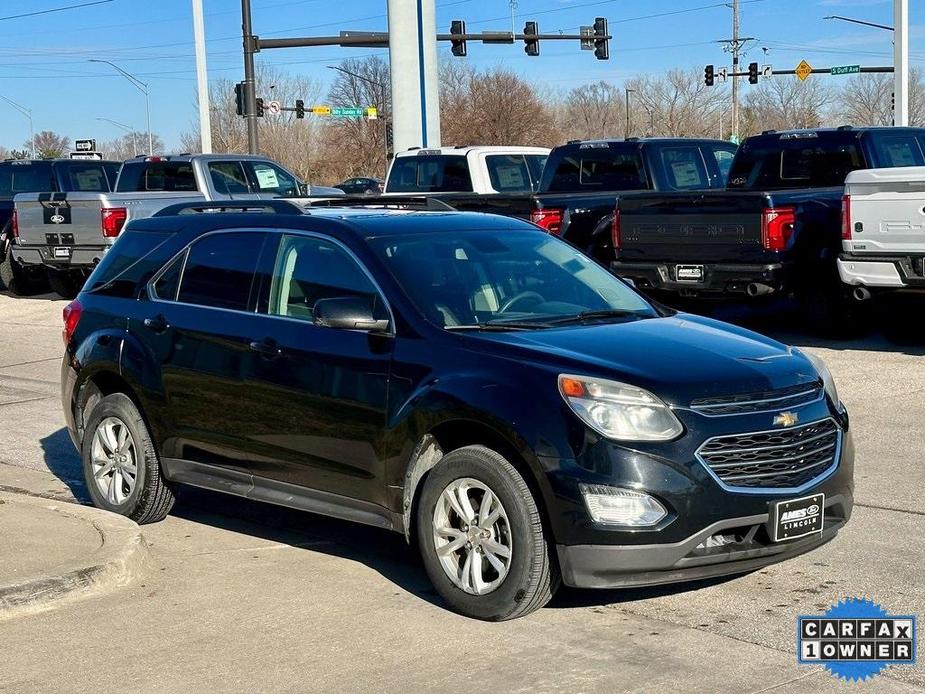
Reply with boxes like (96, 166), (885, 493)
(370, 230), (655, 328)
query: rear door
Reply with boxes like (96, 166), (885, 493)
(242, 230), (393, 506)
(137, 229), (273, 477)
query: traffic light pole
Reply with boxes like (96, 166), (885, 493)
(242, 0), (259, 154)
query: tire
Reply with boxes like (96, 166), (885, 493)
(81, 393), (175, 524)
(416, 445), (557, 621)
(0, 249), (48, 295)
(47, 268), (83, 299)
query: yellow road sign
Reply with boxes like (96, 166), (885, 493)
(310, 105), (331, 115)
(365, 107), (378, 119)
(795, 59), (812, 82)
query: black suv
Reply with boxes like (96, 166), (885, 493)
(62, 202), (854, 620)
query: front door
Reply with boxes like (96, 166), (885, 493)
(243, 232), (394, 505)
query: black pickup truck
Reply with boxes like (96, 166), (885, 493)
(611, 126), (925, 331)
(397, 138), (737, 262)
(0, 158), (120, 293)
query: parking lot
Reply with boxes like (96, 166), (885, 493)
(1, 289), (923, 693)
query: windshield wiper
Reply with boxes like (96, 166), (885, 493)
(445, 320), (554, 331)
(547, 309), (648, 325)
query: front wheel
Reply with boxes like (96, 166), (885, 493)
(417, 445), (557, 621)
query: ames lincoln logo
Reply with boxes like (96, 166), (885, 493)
(798, 598), (917, 681)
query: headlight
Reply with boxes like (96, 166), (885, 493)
(558, 374), (683, 441)
(797, 350), (841, 408)
(579, 484), (668, 526)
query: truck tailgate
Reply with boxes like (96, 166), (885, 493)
(14, 194), (112, 248)
(845, 168), (925, 254)
(617, 192), (773, 264)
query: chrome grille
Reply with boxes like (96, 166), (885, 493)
(697, 418), (839, 490)
(690, 382), (823, 416)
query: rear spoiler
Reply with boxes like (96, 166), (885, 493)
(302, 196), (457, 212)
(152, 200), (304, 217)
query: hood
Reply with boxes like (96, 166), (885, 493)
(464, 314), (818, 406)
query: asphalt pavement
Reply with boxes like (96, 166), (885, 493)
(0, 290), (923, 693)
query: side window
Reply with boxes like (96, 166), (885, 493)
(66, 165), (109, 192)
(209, 162), (251, 194)
(176, 232), (265, 311)
(247, 161), (299, 196)
(710, 148), (736, 184)
(266, 235), (386, 323)
(151, 251), (185, 301)
(659, 147), (709, 190)
(485, 155), (532, 193)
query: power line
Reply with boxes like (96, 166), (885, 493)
(0, 0), (113, 22)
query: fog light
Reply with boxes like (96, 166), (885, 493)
(579, 484), (667, 527)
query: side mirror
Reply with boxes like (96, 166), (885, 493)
(313, 296), (390, 333)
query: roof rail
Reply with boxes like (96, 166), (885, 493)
(761, 129), (777, 135)
(152, 200), (304, 217)
(566, 139), (581, 144)
(624, 137), (640, 142)
(304, 196), (456, 212)
(836, 124), (854, 131)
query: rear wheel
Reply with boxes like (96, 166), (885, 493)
(46, 268), (83, 299)
(417, 445), (557, 621)
(82, 393), (175, 524)
(0, 248), (48, 295)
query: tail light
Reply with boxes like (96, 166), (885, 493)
(611, 208), (621, 250)
(101, 207), (127, 238)
(530, 208), (564, 235)
(62, 299), (83, 346)
(761, 206), (796, 251)
(10, 209), (18, 239)
(841, 194), (851, 240)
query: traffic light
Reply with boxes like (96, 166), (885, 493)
(450, 20), (467, 57)
(234, 82), (245, 116)
(523, 21), (539, 57)
(704, 64), (714, 86)
(748, 62), (759, 85)
(593, 17), (609, 60)
(255, 97), (264, 117)
(295, 99), (305, 119)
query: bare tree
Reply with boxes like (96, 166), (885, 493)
(625, 69), (728, 137)
(741, 77), (837, 134)
(100, 132), (164, 161)
(28, 131), (70, 159)
(561, 82), (624, 140)
(323, 56), (392, 180)
(838, 68), (925, 127)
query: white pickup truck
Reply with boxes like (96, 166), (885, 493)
(384, 146), (549, 194)
(838, 166), (925, 298)
(11, 154), (342, 298)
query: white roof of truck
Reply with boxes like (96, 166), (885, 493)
(846, 166), (925, 186)
(393, 146), (550, 157)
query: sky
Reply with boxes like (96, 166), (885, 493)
(0, 0), (922, 152)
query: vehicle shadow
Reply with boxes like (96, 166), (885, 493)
(39, 428), (90, 503)
(677, 295), (925, 356)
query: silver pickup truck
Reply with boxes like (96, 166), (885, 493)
(11, 154), (343, 298)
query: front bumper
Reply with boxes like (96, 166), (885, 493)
(611, 259), (787, 295)
(837, 253), (925, 289)
(557, 491), (851, 588)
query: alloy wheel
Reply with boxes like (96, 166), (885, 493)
(90, 416), (138, 505)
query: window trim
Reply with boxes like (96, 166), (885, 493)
(146, 228), (396, 335)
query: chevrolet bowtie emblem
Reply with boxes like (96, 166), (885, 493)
(773, 411), (799, 427)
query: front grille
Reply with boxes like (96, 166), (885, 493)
(697, 418), (839, 490)
(690, 382), (822, 416)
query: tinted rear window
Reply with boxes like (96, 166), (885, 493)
(866, 130), (925, 167)
(117, 162), (198, 192)
(84, 229), (173, 295)
(728, 133), (864, 189)
(542, 144), (646, 192)
(386, 155), (473, 192)
(62, 164), (112, 192)
(0, 162), (54, 197)
(177, 232), (265, 311)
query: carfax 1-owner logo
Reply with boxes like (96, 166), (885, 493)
(798, 597), (917, 682)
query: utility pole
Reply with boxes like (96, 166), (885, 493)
(192, 0), (212, 153)
(242, 0), (259, 154)
(894, 0), (909, 126)
(624, 88), (634, 138)
(717, 0), (752, 142)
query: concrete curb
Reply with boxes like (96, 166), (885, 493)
(0, 491), (147, 621)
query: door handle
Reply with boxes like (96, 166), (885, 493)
(249, 339), (283, 359)
(143, 315), (169, 333)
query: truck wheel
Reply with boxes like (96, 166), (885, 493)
(81, 393), (175, 524)
(0, 250), (48, 295)
(47, 268), (83, 299)
(416, 445), (557, 621)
